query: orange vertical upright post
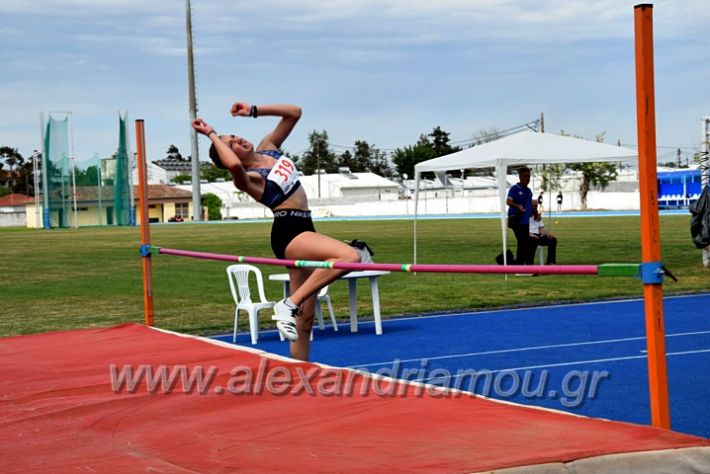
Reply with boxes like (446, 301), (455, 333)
(135, 119), (155, 326)
(633, 4), (670, 429)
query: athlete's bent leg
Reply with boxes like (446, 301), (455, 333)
(286, 267), (316, 360)
(284, 231), (361, 306)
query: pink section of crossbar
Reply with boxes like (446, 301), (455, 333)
(156, 247), (598, 275)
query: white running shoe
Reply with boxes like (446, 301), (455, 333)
(272, 299), (300, 342)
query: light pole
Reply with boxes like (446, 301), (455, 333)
(316, 141), (321, 198)
(403, 173), (408, 214)
(32, 150), (41, 227)
(185, 0), (202, 221)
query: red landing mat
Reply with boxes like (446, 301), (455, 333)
(1, 323), (708, 473)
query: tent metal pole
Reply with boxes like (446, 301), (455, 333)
(497, 161), (509, 281)
(413, 172), (420, 265)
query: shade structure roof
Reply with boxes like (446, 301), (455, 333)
(415, 130), (638, 172)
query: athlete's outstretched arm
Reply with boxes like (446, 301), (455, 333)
(231, 102), (302, 150)
(192, 118), (251, 191)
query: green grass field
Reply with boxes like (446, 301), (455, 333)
(1, 214), (706, 337)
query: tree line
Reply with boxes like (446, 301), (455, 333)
(160, 127), (634, 210)
(0, 146), (35, 197)
(2, 126), (645, 209)
(170, 125), (463, 185)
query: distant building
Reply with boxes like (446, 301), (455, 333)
(151, 156), (211, 182)
(176, 171), (401, 220)
(299, 171), (400, 200)
(0, 193), (34, 227)
(136, 184), (194, 223)
(24, 185), (193, 228)
(130, 160), (169, 185)
(657, 168), (703, 208)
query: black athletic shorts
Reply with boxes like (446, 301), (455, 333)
(270, 209), (316, 259)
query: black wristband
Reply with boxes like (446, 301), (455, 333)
(207, 130), (217, 137)
(250, 105), (258, 118)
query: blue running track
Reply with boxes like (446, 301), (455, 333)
(211, 293), (710, 438)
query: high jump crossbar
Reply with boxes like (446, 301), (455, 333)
(142, 245), (651, 278)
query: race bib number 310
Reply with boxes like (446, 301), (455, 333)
(266, 157), (299, 195)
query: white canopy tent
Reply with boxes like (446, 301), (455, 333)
(413, 130), (638, 265)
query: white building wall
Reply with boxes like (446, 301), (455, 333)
(176, 168), (644, 220)
(131, 162), (169, 185)
(216, 190), (642, 220)
(0, 209), (26, 226)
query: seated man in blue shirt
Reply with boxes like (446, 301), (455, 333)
(506, 167), (535, 265)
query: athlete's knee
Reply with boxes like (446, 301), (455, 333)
(342, 246), (361, 264)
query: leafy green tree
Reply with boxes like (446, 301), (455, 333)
(427, 126), (461, 157)
(74, 165), (101, 186)
(0, 147), (21, 188)
(368, 154), (394, 177)
(353, 140), (374, 171)
(0, 146), (34, 195)
(17, 159), (33, 195)
(540, 164), (565, 193)
(0, 185), (11, 198)
(392, 143), (436, 178)
(172, 174), (191, 184)
(0, 147), (20, 187)
(201, 192), (223, 221)
(337, 140), (393, 176)
(389, 127), (458, 178)
(400, 127), (460, 179)
(166, 144), (185, 161)
(201, 164), (231, 182)
(173, 166), (231, 184)
(301, 130), (337, 174)
(337, 150), (356, 171)
(282, 151), (300, 168)
(560, 131), (618, 209)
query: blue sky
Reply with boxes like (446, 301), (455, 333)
(1, 1), (708, 166)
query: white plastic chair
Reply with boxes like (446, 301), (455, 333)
(226, 264), (276, 344)
(315, 285), (338, 331)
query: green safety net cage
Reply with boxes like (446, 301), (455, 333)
(113, 113), (132, 225)
(73, 153), (107, 225)
(42, 115), (72, 228)
(42, 112), (133, 228)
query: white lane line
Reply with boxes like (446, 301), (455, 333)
(349, 330), (710, 368)
(210, 293), (710, 339)
(414, 348), (710, 382)
(367, 292), (710, 324)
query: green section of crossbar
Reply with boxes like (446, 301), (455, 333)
(597, 263), (641, 278)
